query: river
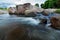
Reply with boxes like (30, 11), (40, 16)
(0, 13), (60, 40)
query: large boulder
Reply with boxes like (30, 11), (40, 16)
(16, 5), (26, 15)
(6, 27), (30, 40)
(50, 14), (60, 29)
(16, 3), (31, 15)
(24, 5), (44, 17)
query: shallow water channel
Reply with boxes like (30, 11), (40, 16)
(0, 13), (60, 40)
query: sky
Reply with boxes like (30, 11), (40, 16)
(0, 0), (46, 5)
(0, 0), (46, 7)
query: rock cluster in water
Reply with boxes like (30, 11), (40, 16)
(8, 3), (44, 17)
(8, 3), (60, 30)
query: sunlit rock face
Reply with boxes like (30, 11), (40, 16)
(8, 3), (44, 16)
(15, 3), (31, 15)
(16, 5), (26, 15)
(24, 5), (44, 17)
(8, 7), (16, 15)
(50, 14), (60, 29)
(8, 3), (27, 15)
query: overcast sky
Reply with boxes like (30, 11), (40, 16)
(0, 0), (46, 5)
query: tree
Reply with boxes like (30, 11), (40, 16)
(41, 4), (44, 8)
(56, 0), (60, 8)
(41, 0), (60, 8)
(41, 1), (50, 9)
(35, 3), (39, 7)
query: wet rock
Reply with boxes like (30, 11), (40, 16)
(5, 25), (40, 40)
(40, 19), (47, 24)
(6, 27), (30, 40)
(50, 17), (60, 29)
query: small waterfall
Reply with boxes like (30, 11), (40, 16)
(34, 12), (55, 27)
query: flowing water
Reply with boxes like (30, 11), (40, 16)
(0, 13), (60, 40)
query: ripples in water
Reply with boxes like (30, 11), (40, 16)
(0, 13), (60, 40)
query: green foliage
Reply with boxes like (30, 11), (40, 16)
(41, 4), (44, 8)
(56, 0), (60, 8)
(41, 0), (60, 9)
(35, 3), (39, 7)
